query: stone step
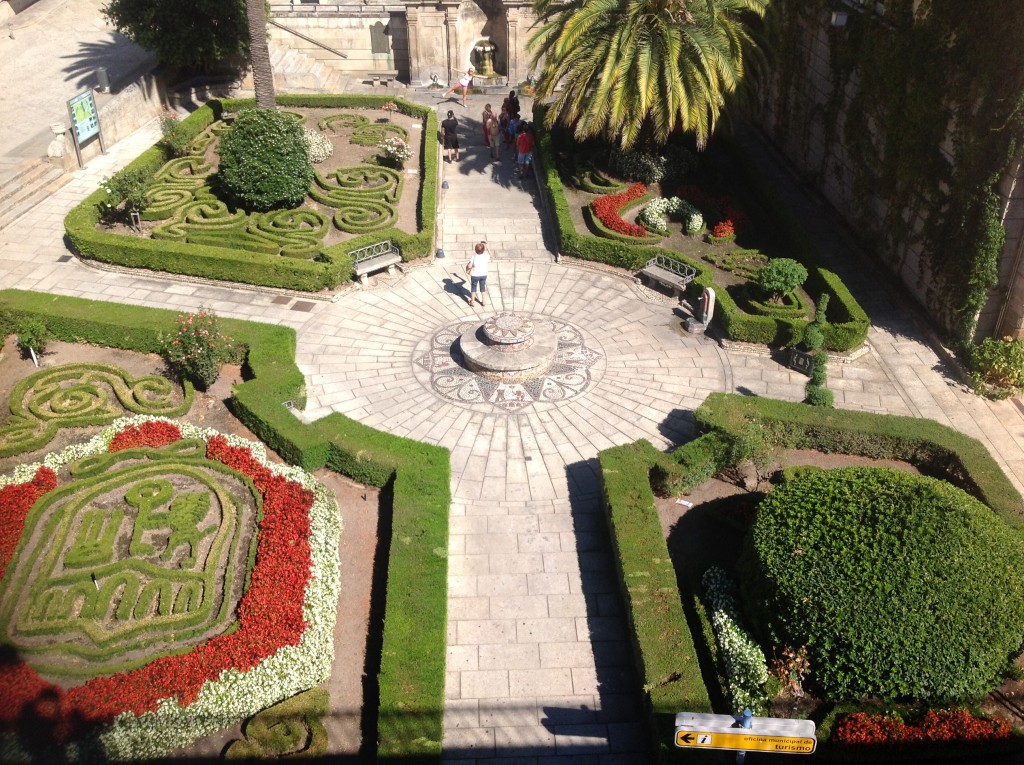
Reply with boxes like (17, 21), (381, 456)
(0, 160), (66, 231)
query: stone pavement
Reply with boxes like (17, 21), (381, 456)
(2, 91), (1024, 761)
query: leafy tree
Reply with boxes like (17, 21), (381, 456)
(528, 0), (768, 149)
(755, 257), (807, 303)
(103, 0), (248, 73)
(741, 467), (1024, 702)
(217, 109), (312, 211)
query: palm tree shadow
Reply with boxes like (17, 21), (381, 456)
(61, 37), (155, 92)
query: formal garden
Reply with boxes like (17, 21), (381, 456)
(64, 95), (438, 292)
(599, 393), (1024, 762)
(0, 290), (450, 761)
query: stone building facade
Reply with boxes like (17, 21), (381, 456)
(267, 0), (537, 88)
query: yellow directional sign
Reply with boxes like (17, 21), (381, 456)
(675, 729), (816, 754)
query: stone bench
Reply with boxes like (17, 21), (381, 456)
(365, 70), (400, 87)
(639, 254), (697, 300)
(350, 240), (401, 285)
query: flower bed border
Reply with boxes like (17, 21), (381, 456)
(0, 416), (339, 761)
(0, 290), (450, 762)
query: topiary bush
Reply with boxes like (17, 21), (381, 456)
(217, 108), (314, 211)
(756, 257), (808, 303)
(741, 467), (1024, 703)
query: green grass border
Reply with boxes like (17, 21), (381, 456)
(598, 392), (1024, 761)
(0, 289), (449, 762)
(64, 95), (439, 293)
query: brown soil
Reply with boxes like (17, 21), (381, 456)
(99, 107), (423, 250)
(0, 338), (377, 758)
(657, 449), (1024, 731)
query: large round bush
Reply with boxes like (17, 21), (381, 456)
(741, 467), (1024, 702)
(217, 108), (313, 211)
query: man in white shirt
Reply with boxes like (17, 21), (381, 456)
(467, 241), (491, 306)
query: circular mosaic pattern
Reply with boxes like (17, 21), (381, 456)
(414, 315), (604, 413)
(483, 312), (535, 346)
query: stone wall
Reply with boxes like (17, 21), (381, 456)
(757, 0), (1024, 341)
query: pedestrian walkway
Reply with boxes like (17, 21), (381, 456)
(2, 91), (1024, 762)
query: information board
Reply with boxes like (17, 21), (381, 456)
(68, 91), (100, 143)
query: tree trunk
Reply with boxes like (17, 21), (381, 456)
(248, 0), (276, 109)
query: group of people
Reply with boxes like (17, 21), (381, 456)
(439, 89), (535, 176)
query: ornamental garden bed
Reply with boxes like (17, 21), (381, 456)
(64, 95), (439, 293)
(533, 107), (870, 352)
(599, 394), (1024, 763)
(0, 338), (378, 761)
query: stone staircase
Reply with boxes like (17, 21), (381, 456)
(0, 158), (68, 231)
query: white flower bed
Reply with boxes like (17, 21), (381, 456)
(0, 416), (341, 761)
(701, 566), (769, 714)
(304, 128), (334, 164)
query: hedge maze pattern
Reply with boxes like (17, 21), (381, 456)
(225, 688), (330, 759)
(0, 439), (259, 679)
(131, 110), (413, 253)
(0, 363), (193, 458)
(310, 166), (402, 233)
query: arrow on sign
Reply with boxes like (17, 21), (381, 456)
(679, 733), (695, 745)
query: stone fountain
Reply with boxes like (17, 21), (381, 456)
(459, 312), (558, 382)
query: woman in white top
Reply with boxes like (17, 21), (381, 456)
(441, 66), (474, 108)
(466, 241), (490, 306)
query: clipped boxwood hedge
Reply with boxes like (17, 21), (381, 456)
(64, 95), (439, 292)
(533, 104), (870, 351)
(598, 392), (1023, 760)
(0, 289), (448, 762)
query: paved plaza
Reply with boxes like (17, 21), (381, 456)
(3, 81), (1024, 760)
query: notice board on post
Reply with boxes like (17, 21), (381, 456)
(67, 90), (106, 168)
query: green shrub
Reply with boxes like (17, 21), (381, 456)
(809, 352), (828, 385)
(15, 317), (49, 354)
(971, 336), (1024, 399)
(755, 258), (808, 303)
(99, 166), (152, 222)
(742, 467), (1024, 702)
(802, 325), (824, 352)
(160, 308), (235, 390)
(217, 108), (314, 211)
(778, 465), (822, 483)
(159, 112), (192, 157)
(803, 382), (833, 407)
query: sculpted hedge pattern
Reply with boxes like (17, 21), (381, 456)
(0, 363), (193, 458)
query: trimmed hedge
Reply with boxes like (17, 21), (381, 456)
(599, 441), (714, 764)
(599, 392), (1023, 760)
(533, 104), (870, 351)
(0, 289), (449, 762)
(65, 96), (439, 291)
(693, 393), (1024, 528)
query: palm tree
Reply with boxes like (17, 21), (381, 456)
(528, 0), (767, 149)
(247, 0), (276, 109)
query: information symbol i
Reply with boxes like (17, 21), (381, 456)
(698, 735), (712, 744)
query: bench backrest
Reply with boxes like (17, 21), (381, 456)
(350, 240), (395, 263)
(645, 254), (696, 280)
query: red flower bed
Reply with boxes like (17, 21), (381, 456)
(676, 185), (749, 232)
(0, 428), (314, 742)
(108, 420), (183, 452)
(590, 182), (648, 238)
(0, 466), (57, 580)
(832, 708), (1011, 748)
(712, 219), (735, 239)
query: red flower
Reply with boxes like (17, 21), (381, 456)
(832, 708), (1011, 748)
(590, 182), (648, 238)
(109, 420), (182, 452)
(712, 219), (735, 238)
(0, 435), (314, 743)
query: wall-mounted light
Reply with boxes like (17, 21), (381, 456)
(430, 73), (439, 85)
(441, 180), (449, 190)
(830, 10), (848, 26)
(435, 248), (446, 259)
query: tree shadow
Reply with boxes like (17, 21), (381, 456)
(60, 36), (155, 93)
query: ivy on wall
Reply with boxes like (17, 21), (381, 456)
(762, 0), (1024, 347)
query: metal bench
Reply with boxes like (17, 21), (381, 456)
(350, 240), (402, 285)
(365, 70), (400, 87)
(639, 255), (697, 300)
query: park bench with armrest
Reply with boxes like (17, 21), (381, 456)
(639, 254), (697, 301)
(350, 240), (402, 285)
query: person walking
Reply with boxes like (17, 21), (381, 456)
(481, 103), (495, 144)
(515, 123), (535, 179)
(441, 110), (459, 162)
(465, 241), (491, 306)
(441, 66), (474, 108)
(486, 114), (501, 159)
